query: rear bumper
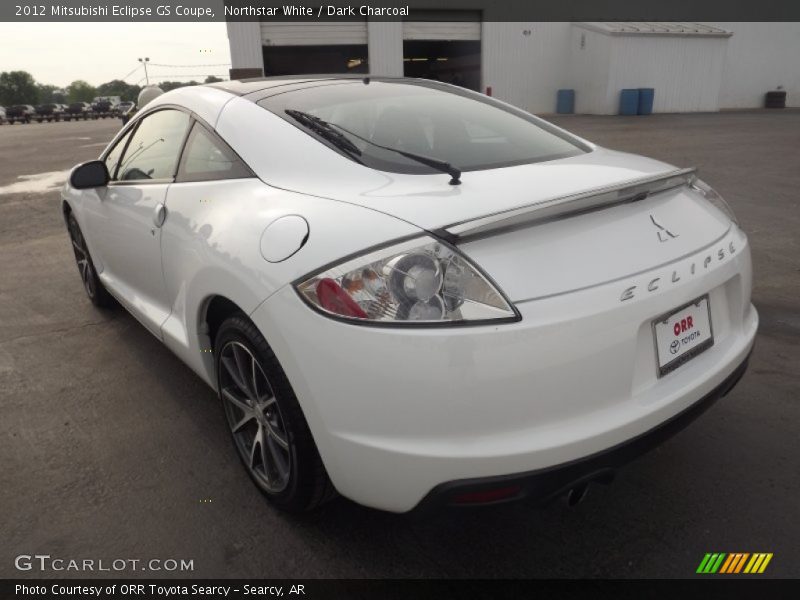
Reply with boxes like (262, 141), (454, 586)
(251, 228), (757, 513)
(414, 349), (751, 513)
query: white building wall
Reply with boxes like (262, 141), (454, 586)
(605, 35), (728, 113)
(568, 25), (728, 114)
(260, 21), (367, 46)
(707, 22), (800, 108)
(569, 27), (613, 114)
(226, 21), (263, 71)
(368, 21), (403, 76)
(481, 22), (571, 114)
(227, 19), (799, 112)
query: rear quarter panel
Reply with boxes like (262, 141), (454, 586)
(159, 178), (420, 386)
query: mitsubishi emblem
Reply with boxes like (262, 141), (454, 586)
(650, 214), (679, 242)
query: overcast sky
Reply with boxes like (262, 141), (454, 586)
(0, 22), (232, 88)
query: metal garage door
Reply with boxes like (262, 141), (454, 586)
(261, 21), (368, 46)
(402, 11), (481, 41)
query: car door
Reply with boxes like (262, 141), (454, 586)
(158, 120), (256, 377)
(84, 108), (191, 337)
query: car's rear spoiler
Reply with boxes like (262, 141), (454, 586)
(436, 167), (697, 244)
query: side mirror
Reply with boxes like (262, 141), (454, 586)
(70, 160), (109, 189)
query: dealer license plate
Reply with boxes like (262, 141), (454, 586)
(653, 296), (714, 377)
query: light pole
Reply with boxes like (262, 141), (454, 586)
(138, 57), (150, 85)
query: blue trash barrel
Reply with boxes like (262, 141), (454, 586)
(556, 89), (575, 114)
(638, 88), (655, 115)
(619, 89), (639, 115)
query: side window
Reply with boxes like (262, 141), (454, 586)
(177, 123), (252, 182)
(117, 109), (190, 181)
(104, 127), (134, 181)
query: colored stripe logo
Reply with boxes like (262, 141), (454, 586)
(697, 553), (773, 574)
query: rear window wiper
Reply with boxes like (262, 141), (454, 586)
(332, 120), (461, 186)
(286, 109), (461, 185)
(285, 109), (363, 162)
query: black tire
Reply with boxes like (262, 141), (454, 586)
(215, 315), (336, 512)
(67, 213), (114, 308)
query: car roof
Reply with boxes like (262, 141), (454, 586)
(143, 75), (458, 137)
(206, 74), (410, 97)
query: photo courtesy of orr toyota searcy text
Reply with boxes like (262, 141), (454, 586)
(15, 584), (294, 597)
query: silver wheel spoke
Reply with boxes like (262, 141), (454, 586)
(222, 387), (252, 415)
(249, 428), (262, 470)
(251, 356), (259, 399)
(220, 340), (291, 493)
(232, 344), (253, 399)
(266, 434), (290, 481)
(221, 356), (247, 395)
(266, 424), (289, 450)
(72, 239), (85, 257)
(230, 412), (255, 434)
(260, 433), (272, 483)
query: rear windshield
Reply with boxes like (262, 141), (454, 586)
(257, 80), (588, 175)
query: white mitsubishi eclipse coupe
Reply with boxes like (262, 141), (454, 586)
(62, 76), (757, 513)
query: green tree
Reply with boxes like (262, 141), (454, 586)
(66, 80), (97, 103)
(158, 80), (200, 92)
(0, 71), (39, 105)
(204, 75), (223, 84)
(37, 84), (66, 104)
(96, 79), (141, 102)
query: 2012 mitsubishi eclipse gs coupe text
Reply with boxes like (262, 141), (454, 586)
(61, 76), (757, 513)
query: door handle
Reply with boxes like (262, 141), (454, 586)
(153, 203), (167, 228)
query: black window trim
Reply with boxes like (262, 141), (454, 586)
(101, 103), (255, 186)
(173, 120), (255, 184)
(101, 105), (190, 186)
(103, 118), (139, 182)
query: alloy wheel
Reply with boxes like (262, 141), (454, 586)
(68, 219), (96, 299)
(219, 341), (291, 493)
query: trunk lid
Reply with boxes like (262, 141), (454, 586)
(288, 146), (728, 302)
(458, 182), (731, 302)
(290, 146), (729, 302)
(293, 147), (685, 231)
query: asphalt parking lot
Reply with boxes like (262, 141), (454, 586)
(1, 112), (798, 579)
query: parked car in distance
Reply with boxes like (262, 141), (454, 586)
(35, 103), (65, 122)
(5, 104), (36, 124)
(117, 101), (137, 125)
(61, 77), (757, 514)
(92, 96), (120, 118)
(0, 106), (6, 124)
(63, 102), (92, 121)
(117, 100), (135, 114)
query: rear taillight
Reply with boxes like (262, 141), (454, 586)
(315, 278), (368, 319)
(296, 236), (517, 325)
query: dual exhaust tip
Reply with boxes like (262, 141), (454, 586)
(566, 470), (616, 507)
(448, 468), (617, 508)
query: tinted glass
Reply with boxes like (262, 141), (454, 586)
(117, 109), (190, 181)
(178, 123), (251, 182)
(258, 81), (587, 174)
(104, 128), (134, 180)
